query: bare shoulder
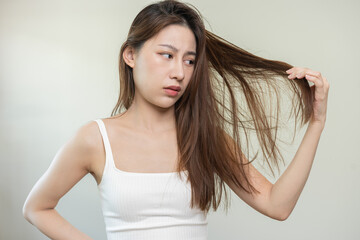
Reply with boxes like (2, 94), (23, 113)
(72, 120), (105, 173)
(75, 120), (103, 149)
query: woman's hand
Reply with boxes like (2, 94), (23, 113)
(286, 67), (330, 128)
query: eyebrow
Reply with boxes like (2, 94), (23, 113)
(157, 44), (196, 56)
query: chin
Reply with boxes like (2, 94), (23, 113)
(153, 99), (177, 110)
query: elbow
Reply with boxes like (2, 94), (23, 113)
(23, 200), (39, 224)
(267, 200), (294, 221)
(23, 200), (56, 225)
(22, 202), (33, 223)
(267, 205), (291, 221)
(272, 209), (292, 221)
(275, 212), (290, 221)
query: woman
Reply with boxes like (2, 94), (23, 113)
(23, 0), (329, 239)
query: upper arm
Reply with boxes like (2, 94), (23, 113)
(222, 132), (276, 219)
(23, 121), (102, 214)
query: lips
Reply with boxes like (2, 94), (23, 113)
(164, 85), (181, 92)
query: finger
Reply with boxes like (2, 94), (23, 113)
(288, 72), (307, 80)
(305, 73), (324, 87)
(292, 68), (316, 79)
(323, 77), (330, 89)
(287, 70), (302, 79)
(305, 74), (326, 98)
(286, 67), (295, 73)
(305, 74), (321, 84)
(287, 67), (308, 79)
(303, 69), (322, 79)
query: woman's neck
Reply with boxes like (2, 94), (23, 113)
(123, 100), (177, 134)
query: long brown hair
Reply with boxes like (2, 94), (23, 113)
(111, 0), (313, 214)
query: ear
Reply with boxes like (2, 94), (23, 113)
(123, 46), (136, 68)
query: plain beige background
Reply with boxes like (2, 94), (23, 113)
(1, 0), (359, 239)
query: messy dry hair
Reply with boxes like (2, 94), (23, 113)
(111, 0), (313, 214)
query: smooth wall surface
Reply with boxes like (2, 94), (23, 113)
(1, 0), (359, 239)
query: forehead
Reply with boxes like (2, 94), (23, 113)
(145, 24), (196, 52)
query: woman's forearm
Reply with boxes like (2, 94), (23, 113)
(269, 121), (324, 219)
(24, 208), (93, 240)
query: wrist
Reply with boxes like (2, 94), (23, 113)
(308, 120), (325, 132)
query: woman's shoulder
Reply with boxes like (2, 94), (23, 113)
(75, 115), (125, 154)
(78, 114), (123, 138)
(70, 120), (104, 158)
(68, 119), (108, 177)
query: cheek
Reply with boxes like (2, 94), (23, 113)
(148, 55), (167, 77)
(134, 54), (165, 86)
(184, 68), (194, 86)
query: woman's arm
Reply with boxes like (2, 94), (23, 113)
(225, 67), (329, 221)
(269, 121), (323, 220)
(269, 67), (329, 219)
(23, 121), (103, 240)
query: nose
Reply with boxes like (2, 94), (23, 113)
(169, 59), (185, 81)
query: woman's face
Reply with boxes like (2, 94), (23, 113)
(126, 24), (197, 109)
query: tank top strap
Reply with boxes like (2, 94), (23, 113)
(94, 119), (116, 171)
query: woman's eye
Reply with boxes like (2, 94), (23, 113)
(160, 53), (194, 65)
(161, 53), (172, 59)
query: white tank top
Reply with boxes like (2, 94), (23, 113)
(94, 119), (208, 240)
